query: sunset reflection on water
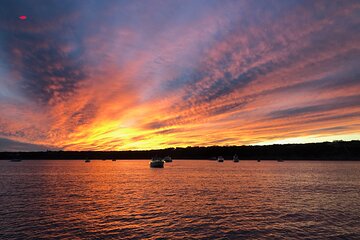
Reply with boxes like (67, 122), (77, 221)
(1, 160), (360, 239)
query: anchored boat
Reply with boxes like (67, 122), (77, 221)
(10, 159), (22, 162)
(233, 154), (239, 162)
(150, 157), (165, 168)
(10, 153), (22, 162)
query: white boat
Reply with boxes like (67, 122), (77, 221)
(150, 157), (165, 168)
(217, 156), (224, 162)
(233, 154), (239, 162)
(163, 156), (172, 162)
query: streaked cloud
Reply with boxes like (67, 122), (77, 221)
(0, 137), (59, 151)
(0, 0), (359, 150)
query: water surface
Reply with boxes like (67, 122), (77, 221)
(1, 160), (359, 239)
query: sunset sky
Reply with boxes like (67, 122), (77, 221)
(0, 0), (359, 151)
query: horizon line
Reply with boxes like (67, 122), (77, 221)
(1, 139), (358, 153)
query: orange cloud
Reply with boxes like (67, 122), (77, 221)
(0, 1), (359, 150)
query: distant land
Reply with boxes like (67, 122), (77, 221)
(1, 140), (359, 160)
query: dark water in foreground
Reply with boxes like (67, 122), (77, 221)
(0, 160), (360, 239)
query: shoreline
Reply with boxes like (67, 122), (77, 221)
(1, 140), (359, 160)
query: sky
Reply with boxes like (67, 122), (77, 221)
(0, 0), (359, 151)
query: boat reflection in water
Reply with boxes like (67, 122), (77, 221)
(150, 157), (165, 168)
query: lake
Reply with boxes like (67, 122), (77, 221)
(1, 160), (359, 239)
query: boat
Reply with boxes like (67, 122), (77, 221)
(150, 157), (165, 168)
(112, 159), (117, 161)
(10, 159), (22, 162)
(277, 159), (284, 162)
(85, 159), (91, 163)
(217, 156), (224, 162)
(163, 156), (172, 162)
(10, 153), (22, 162)
(257, 159), (261, 162)
(233, 154), (239, 162)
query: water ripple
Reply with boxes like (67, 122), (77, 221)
(1, 160), (360, 239)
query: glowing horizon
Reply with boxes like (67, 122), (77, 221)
(0, 0), (359, 151)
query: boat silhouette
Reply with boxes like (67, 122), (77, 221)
(150, 157), (164, 168)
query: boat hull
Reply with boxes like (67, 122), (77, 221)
(150, 161), (164, 168)
(163, 156), (172, 162)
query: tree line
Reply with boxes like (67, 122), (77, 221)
(0, 140), (359, 160)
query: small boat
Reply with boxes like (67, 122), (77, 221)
(163, 156), (172, 162)
(10, 153), (22, 162)
(85, 159), (91, 163)
(150, 157), (165, 168)
(112, 159), (117, 161)
(10, 159), (22, 162)
(257, 159), (261, 162)
(277, 159), (284, 162)
(233, 154), (239, 162)
(217, 156), (224, 162)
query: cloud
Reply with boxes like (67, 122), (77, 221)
(268, 95), (360, 120)
(0, 0), (359, 150)
(0, 137), (59, 151)
(0, 0), (86, 105)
